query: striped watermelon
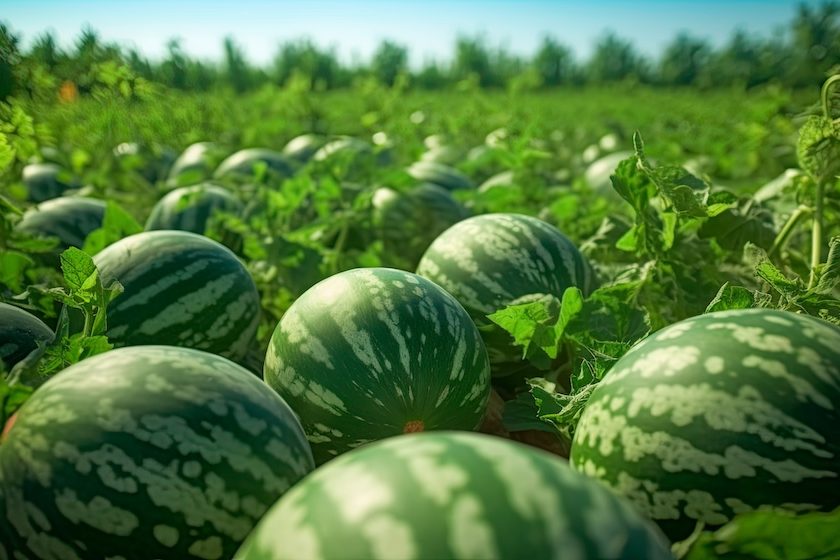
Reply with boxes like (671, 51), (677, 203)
(166, 142), (219, 187)
(22, 163), (76, 203)
(214, 149), (295, 182)
(312, 137), (371, 162)
(407, 161), (474, 191)
(0, 303), (53, 372)
(416, 213), (594, 367)
(15, 197), (106, 258)
(570, 309), (840, 541)
(264, 268), (491, 465)
(0, 345), (315, 560)
(373, 183), (469, 270)
(94, 231), (260, 362)
(146, 183), (242, 235)
(282, 134), (326, 162)
(234, 432), (672, 559)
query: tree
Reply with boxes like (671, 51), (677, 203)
(533, 36), (575, 86)
(452, 35), (496, 87)
(587, 32), (647, 83)
(789, 2), (840, 86)
(0, 23), (20, 99)
(159, 38), (188, 89)
(30, 32), (61, 71)
(371, 40), (407, 86)
(659, 33), (711, 86)
(699, 30), (785, 88)
(415, 60), (448, 89)
(223, 36), (252, 92)
(272, 40), (340, 89)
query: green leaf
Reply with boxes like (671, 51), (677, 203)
(681, 507), (840, 560)
(501, 389), (558, 433)
(0, 378), (33, 434)
(60, 247), (97, 293)
(816, 236), (840, 294)
(82, 201), (143, 255)
(615, 225), (640, 252)
(698, 203), (776, 252)
(797, 115), (840, 184)
(610, 155), (649, 213)
(487, 294), (563, 359)
(0, 251), (33, 292)
(554, 287), (584, 341)
(0, 133), (14, 173)
(705, 283), (766, 313)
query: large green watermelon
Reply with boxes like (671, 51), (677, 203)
(570, 309), (840, 541)
(214, 149), (295, 182)
(22, 163), (77, 203)
(372, 183), (469, 270)
(0, 345), (315, 560)
(264, 268), (491, 465)
(234, 432), (672, 559)
(0, 303), (53, 372)
(166, 141), (219, 187)
(416, 213), (594, 367)
(94, 230), (260, 362)
(281, 134), (326, 162)
(407, 161), (474, 191)
(15, 197), (106, 259)
(145, 183), (242, 235)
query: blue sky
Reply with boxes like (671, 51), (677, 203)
(1, 0), (822, 66)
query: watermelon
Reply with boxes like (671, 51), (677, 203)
(0, 303), (53, 372)
(281, 134), (326, 162)
(416, 213), (594, 367)
(214, 148), (295, 182)
(420, 145), (464, 165)
(312, 137), (371, 162)
(113, 142), (176, 184)
(584, 151), (633, 196)
(94, 230), (260, 362)
(0, 345), (315, 560)
(15, 196), (106, 257)
(570, 309), (840, 541)
(167, 141), (218, 187)
(22, 163), (76, 202)
(372, 183), (469, 270)
(407, 161), (474, 191)
(234, 432), (672, 559)
(264, 268), (491, 465)
(146, 183), (242, 235)
(477, 170), (515, 193)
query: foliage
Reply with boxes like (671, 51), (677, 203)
(1, 3), (839, 97)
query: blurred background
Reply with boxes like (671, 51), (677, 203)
(1, 0), (837, 97)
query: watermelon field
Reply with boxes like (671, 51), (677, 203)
(2, 5), (840, 559)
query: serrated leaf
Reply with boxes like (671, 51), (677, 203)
(681, 507), (840, 560)
(705, 283), (760, 313)
(60, 248), (97, 293)
(699, 204), (776, 251)
(487, 295), (563, 359)
(816, 236), (840, 294)
(615, 225), (640, 252)
(797, 115), (840, 183)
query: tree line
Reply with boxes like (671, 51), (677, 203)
(1, 1), (838, 100)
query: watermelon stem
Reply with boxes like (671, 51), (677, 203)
(403, 420), (425, 433)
